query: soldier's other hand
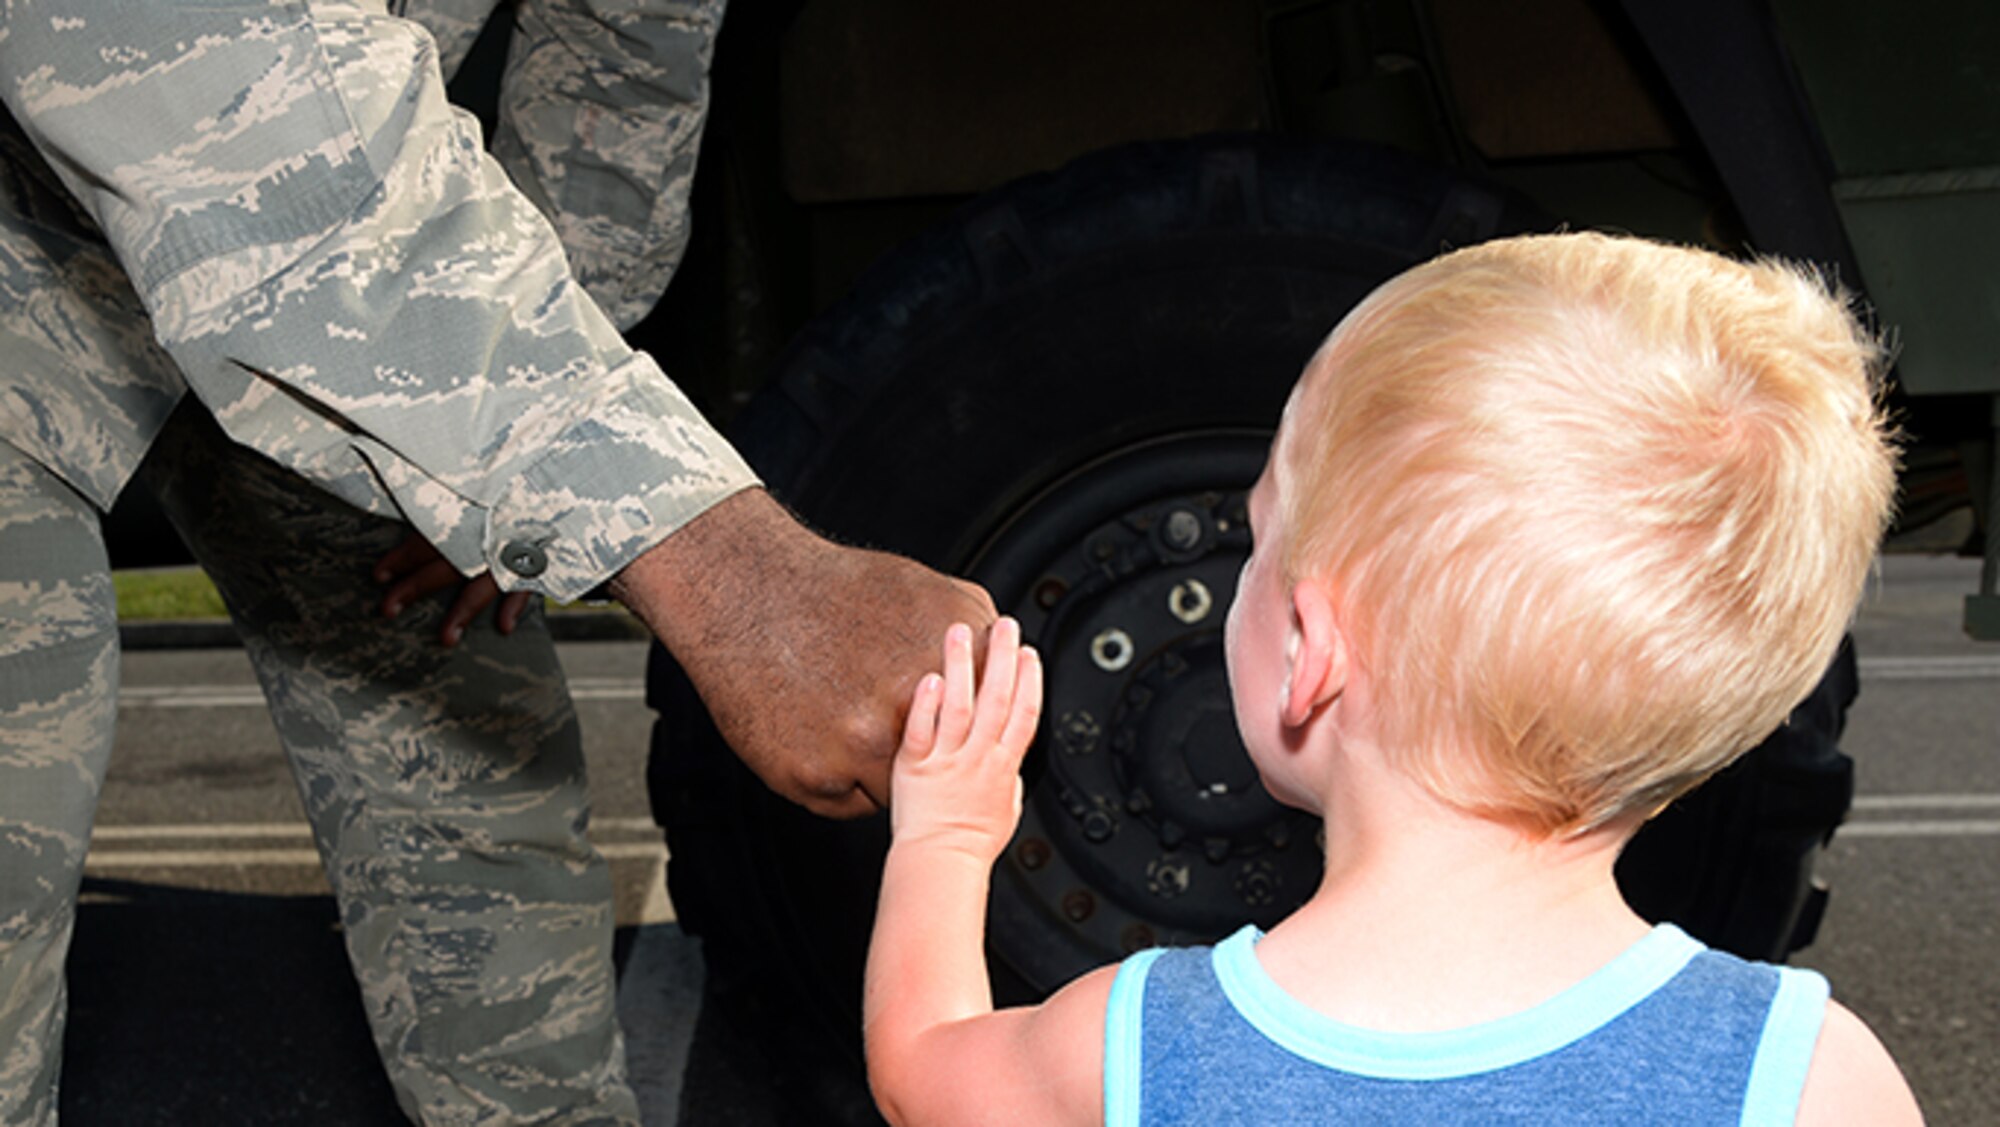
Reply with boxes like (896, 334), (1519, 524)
(610, 488), (999, 819)
(374, 530), (538, 647)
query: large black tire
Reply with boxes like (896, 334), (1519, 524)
(1615, 637), (1857, 961)
(646, 135), (1854, 1122)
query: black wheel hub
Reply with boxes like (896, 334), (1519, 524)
(968, 433), (1322, 994)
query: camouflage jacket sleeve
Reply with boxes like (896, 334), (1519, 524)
(404, 0), (724, 332)
(0, 0), (757, 601)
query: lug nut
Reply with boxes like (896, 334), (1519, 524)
(1082, 809), (1116, 843)
(1056, 709), (1101, 756)
(1146, 858), (1192, 900)
(1090, 628), (1134, 672)
(1168, 579), (1213, 624)
(1162, 509), (1203, 552)
(1062, 788), (1090, 818)
(1237, 860), (1279, 907)
(1018, 837), (1052, 871)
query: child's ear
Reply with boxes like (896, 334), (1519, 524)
(1281, 577), (1348, 729)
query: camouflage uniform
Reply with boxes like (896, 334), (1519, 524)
(0, 1), (744, 1123)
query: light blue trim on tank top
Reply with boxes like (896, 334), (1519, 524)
(1104, 948), (1166, 1127)
(1739, 966), (1830, 1125)
(1209, 922), (1705, 1080)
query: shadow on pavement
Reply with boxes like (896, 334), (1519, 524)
(62, 879), (405, 1125)
(60, 879), (782, 1125)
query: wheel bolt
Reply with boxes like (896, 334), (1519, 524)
(1162, 509), (1203, 552)
(1034, 577), (1068, 609)
(1090, 628), (1134, 672)
(1082, 809), (1116, 843)
(1018, 837), (1052, 871)
(1237, 862), (1278, 907)
(1168, 579), (1213, 624)
(1146, 858), (1191, 900)
(1056, 709), (1101, 756)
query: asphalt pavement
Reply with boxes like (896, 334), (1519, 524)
(59, 553), (2000, 1124)
(1795, 553), (2000, 1124)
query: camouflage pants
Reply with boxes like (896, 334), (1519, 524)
(0, 409), (637, 1126)
(0, 0), (730, 1119)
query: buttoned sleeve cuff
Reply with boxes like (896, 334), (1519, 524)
(394, 350), (760, 603)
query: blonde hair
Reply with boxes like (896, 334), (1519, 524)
(1276, 232), (1898, 835)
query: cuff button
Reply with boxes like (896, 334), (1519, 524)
(501, 541), (549, 578)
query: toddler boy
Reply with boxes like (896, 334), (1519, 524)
(864, 233), (1920, 1125)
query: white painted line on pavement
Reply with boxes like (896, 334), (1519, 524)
(85, 848), (325, 868)
(1836, 795), (2000, 839)
(93, 822), (309, 840)
(1838, 820), (2000, 838)
(567, 677), (647, 701)
(118, 678), (647, 708)
(595, 817), (661, 835)
(90, 816), (661, 841)
(83, 841), (667, 869)
(87, 814), (663, 868)
(1851, 794), (2000, 811)
(1856, 654), (2000, 680)
(118, 685), (266, 708)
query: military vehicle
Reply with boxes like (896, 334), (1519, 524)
(96, 0), (1996, 1120)
(609, 0), (1997, 1120)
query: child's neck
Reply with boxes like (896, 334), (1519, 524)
(1252, 738), (1652, 1033)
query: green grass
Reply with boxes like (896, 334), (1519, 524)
(114, 568), (229, 620)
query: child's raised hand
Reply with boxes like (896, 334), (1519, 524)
(889, 617), (1043, 859)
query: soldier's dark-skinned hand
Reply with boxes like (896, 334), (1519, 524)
(609, 488), (998, 818)
(374, 533), (536, 647)
(377, 487), (999, 818)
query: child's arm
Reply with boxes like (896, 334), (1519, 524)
(864, 619), (1113, 1127)
(1796, 1000), (1924, 1125)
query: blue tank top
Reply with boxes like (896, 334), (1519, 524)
(1103, 923), (1827, 1126)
